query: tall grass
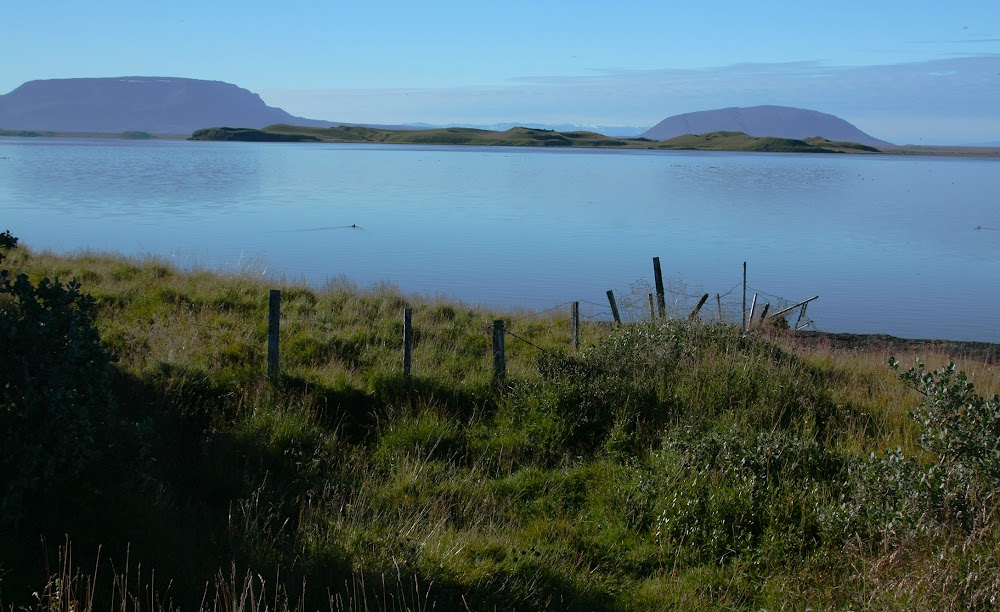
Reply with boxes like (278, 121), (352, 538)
(3, 245), (1000, 610)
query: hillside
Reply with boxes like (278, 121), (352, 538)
(191, 124), (637, 147)
(3, 238), (999, 610)
(191, 124), (879, 153)
(656, 131), (880, 153)
(642, 105), (893, 147)
(0, 77), (336, 135)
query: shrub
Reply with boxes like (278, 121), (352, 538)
(828, 360), (1000, 544)
(892, 359), (1000, 484)
(0, 233), (120, 527)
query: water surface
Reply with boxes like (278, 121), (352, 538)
(1, 137), (998, 341)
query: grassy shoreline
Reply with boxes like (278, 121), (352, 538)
(3, 244), (1000, 610)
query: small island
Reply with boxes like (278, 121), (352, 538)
(189, 124), (882, 154)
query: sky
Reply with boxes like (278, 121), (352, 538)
(2, 1), (998, 144)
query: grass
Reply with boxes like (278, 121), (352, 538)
(3, 244), (1000, 610)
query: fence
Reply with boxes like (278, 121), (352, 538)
(264, 257), (818, 385)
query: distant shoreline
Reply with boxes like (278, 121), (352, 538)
(3, 127), (1000, 156)
(186, 125), (1000, 157)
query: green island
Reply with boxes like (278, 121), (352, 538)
(3, 232), (1000, 610)
(189, 125), (885, 154)
(0, 128), (157, 140)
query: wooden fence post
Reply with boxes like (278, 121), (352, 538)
(795, 302), (810, 330)
(716, 293), (722, 321)
(606, 290), (621, 326)
(747, 292), (758, 330)
(571, 301), (580, 351)
(403, 307), (413, 377)
(267, 289), (280, 378)
(758, 303), (770, 326)
(492, 320), (506, 389)
(742, 262), (747, 331)
(653, 257), (666, 319)
(688, 293), (709, 320)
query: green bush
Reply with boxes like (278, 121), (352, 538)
(828, 360), (1000, 544)
(0, 232), (120, 527)
(894, 359), (1000, 483)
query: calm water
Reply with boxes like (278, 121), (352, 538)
(1, 137), (999, 341)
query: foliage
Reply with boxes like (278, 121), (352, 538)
(0, 233), (121, 528)
(5, 245), (1000, 610)
(0, 229), (17, 252)
(893, 359), (1000, 528)
(655, 429), (839, 570)
(893, 359), (1000, 483)
(821, 359), (1000, 552)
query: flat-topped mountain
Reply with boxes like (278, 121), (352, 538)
(0, 77), (336, 135)
(641, 105), (892, 147)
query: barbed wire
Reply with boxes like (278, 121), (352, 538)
(504, 327), (557, 356)
(718, 280), (743, 298)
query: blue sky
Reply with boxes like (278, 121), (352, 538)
(3, 1), (998, 143)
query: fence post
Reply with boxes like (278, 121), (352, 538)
(492, 320), (506, 389)
(606, 290), (621, 326)
(758, 303), (770, 326)
(716, 293), (722, 321)
(571, 301), (580, 351)
(403, 307), (413, 377)
(647, 293), (656, 323)
(742, 261), (747, 331)
(267, 289), (280, 378)
(653, 257), (666, 319)
(688, 293), (709, 320)
(747, 292), (758, 330)
(795, 302), (809, 330)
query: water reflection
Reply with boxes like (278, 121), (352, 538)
(1, 138), (999, 341)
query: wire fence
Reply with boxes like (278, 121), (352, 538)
(486, 263), (818, 365)
(263, 259), (819, 378)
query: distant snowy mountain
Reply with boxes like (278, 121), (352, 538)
(641, 106), (892, 147)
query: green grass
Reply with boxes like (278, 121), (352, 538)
(3, 244), (1000, 610)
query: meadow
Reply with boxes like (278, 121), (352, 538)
(2, 234), (999, 610)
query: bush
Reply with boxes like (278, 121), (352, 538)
(0, 232), (120, 527)
(828, 360), (1000, 544)
(893, 359), (1000, 484)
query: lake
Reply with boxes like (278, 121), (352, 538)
(1, 137), (998, 342)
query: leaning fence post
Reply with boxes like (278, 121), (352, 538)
(492, 320), (506, 389)
(688, 293), (709, 320)
(571, 301), (580, 351)
(606, 290), (621, 326)
(716, 293), (723, 321)
(653, 257), (666, 319)
(795, 302), (810, 330)
(267, 289), (280, 378)
(758, 303), (770, 326)
(403, 307), (413, 377)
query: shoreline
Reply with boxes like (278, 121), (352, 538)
(787, 330), (1000, 362)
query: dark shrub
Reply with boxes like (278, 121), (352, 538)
(0, 233), (120, 527)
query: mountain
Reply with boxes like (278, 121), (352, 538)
(641, 106), (892, 147)
(0, 77), (337, 135)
